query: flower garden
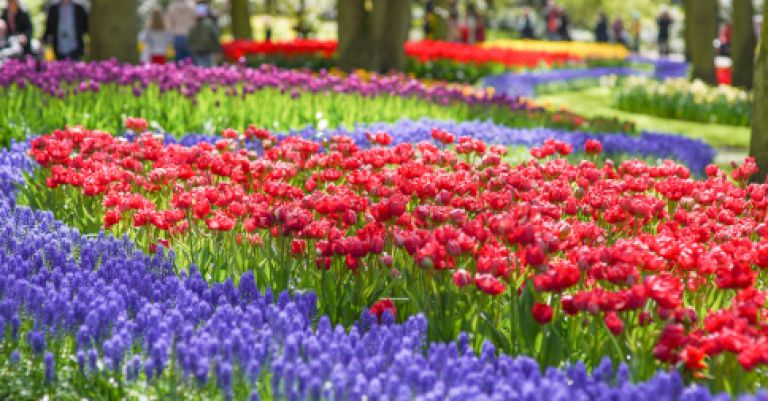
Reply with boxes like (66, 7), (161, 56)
(0, 38), (765, 401)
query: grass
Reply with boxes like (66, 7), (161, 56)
(536, 86), (750, 150)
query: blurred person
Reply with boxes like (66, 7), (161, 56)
(166, 0), (196, 61)
(612, 17), (626, 46)
(519, 7), (535, 39)
(544, 0), (559, 40)
(657, 9), (672, 56)
(140, 9), (172, 65)
(718, 21), (731, 56)
(595, 12), (609, 43)
(196, 0), (219, 28)
(557, 7), (570, 41)
(446, 8), (461, 42)
(0, 19), (23, 61)
(423, 1), (437, 40)
(629, 11), (641, 52)
(188, 3), (219, 67)
(464, 3), (484, 44)
(43, 0), (88, 60)
(1, 0), (32, 55)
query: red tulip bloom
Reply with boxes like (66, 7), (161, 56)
(475, 274), (506, 295)
(370, 298), (397, 322)
(604, 311), (624, 336)
(531, 303), (553, 324)
(453, 269), (471, 288)
(584, 139), (603, 155)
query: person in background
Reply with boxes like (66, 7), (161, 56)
(446, 8), (461, 42)
(0, 19), (23, 61)
(519, 7), (535, 39)
(718, 21), (732, 56)
(423, 1), (436, 40)
(140, 8), (171, 65)
(557, 7), (571, 41)
(0, 19), (7, 47)
(656, 9), (672, 57)
(187, 3), (219, 67)
(43, 0), (88, 60)
(612, 17), (626, 46)
(595, 12), (609, 43)
(629, 11), (641, 52)
(544, 0), (559, 40)
(465, 3), (484, 44)
(166, 0), (196, 62)
(197, 0), (219, 28)
(1, 0), (32, 56)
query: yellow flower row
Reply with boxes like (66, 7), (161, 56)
(483, 39), (629, 60)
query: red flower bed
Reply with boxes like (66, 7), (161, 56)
(221, 39), (576, 68)
(25, 120), (768, 376)
(222, 39), (337, 61)
(404, 40), (575, 67)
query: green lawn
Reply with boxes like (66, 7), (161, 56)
(537, 86), (750, 150)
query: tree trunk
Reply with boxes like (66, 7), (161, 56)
(370, 0), (411, 72)
(683, 0), (693, 61)
(750, 3), (768, 183)
(732, 0), (755, 89)
(231, 0), (253, 39)
(89, 0), (139, 63)
(688, 0), (717, 84)
(338, 0), (369, 70)
(338, 0), (412, 72)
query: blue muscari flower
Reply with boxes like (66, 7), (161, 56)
(381, 310), (396, 326)
(593, 356), (614, 383)
(27, 329), (45, 355)
(43, 352), (55, 383)
(9, 349), (19, 365)
(483, 67), (645, 98)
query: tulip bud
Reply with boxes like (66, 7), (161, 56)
(452, 269), (471, 288)
(379, 254), (393, 267)
(638, 311), (652, 326)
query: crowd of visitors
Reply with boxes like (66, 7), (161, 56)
(0, 0), (220, 66)
(142, 0), (220, 66)
(515, 1), (674, 56)
(424, 1), (486, 44)
(0, 0), (88, 61)
(0, 1), (686, 65)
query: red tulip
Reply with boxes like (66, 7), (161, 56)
(531, 303), (553, 324)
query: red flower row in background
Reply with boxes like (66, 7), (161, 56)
(25, 119), (768, 379)
(222, 39), (576, 68)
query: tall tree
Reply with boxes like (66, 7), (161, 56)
(684, 0), (717, 84)
(90, 0), (139, 63)
(732, 0), (756, 89)
(682, 0), (693, 61)
(338, 0), (412, 72)
(231, 0), (254, 39)
(750, 1), (768, 182)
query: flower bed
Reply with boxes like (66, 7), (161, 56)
(482, 39), (630, 60)
(17, 118), (768, 393)
(0, 139), (762, 399)
(0, 59), (635, 144)
(221, 39), (583, 84)
(0, 137), (764, 400)
(614, 76), (751, 126)
(482, 67), (644, 98)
